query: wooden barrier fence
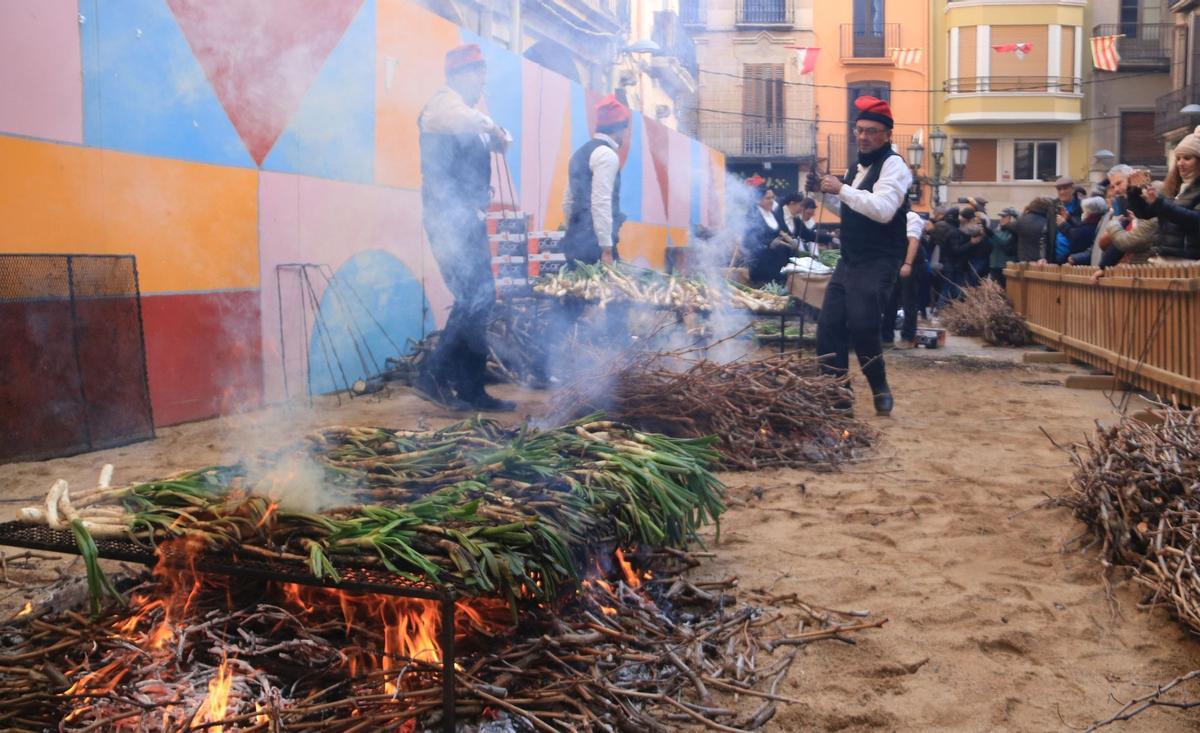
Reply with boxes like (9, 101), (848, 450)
(1003, 262), (1200, 407)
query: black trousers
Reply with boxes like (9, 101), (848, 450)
(425, 215), (494, 397)
(881, 272), (917, 343)
(816, 257), (899, 396)
(538, 258), (630, 380)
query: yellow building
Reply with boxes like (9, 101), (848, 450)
(811, 0), (931, 213)
(931, 0), (1092, 212)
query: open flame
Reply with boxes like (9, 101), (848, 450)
(614, 547), (641, 588)
(15, 601), (32, 617)
(202, 657), (234, 733)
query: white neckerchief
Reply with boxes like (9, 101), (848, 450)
(759, 206), (779, 230)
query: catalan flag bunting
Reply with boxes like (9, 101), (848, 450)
(1091, 34), (1122, 72)
(890, 48), (923, 67)
(785, 46), (820, 76)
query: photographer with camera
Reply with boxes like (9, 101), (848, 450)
(806, 96), (912, 416)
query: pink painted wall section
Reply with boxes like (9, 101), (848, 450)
(520, 63), (572, 231)
(667, 130), (692, 229)
(0, 1), (83, 143)
(257, 171), (452, 403)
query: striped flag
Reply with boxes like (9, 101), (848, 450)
(1091, 34), (1123, 72)
(992, 42), (1033, 60)
(785, 46), (820, 75)
(889, 47), (923, 67)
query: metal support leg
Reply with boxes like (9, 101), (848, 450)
(440, 597), (456, 733)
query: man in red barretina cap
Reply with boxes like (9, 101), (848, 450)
(536, 94), (633, 383)
(806, 95), (912, 416)
(414, 43), (515, 412)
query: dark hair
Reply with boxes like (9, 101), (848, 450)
(596, 121), (629, 135)
(802, 197), (817, 209)
(780, 192), (805, 206)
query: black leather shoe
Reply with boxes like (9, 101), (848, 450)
(873, 392), (894, 416)
(412, 373), (473, 411)
(466, 392), (517, 412)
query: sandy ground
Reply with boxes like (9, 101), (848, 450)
(1, 336), (1198, 731)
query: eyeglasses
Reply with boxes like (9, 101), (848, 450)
(853, 126), (888, 136)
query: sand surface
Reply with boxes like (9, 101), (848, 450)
(1, 337), (1197, 731)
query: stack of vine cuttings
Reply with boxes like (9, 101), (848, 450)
(18, 414), (726, 612)
(0, 549), (886, 732)
(552, 351), (873, 471)
(1059, 406), (1200, 631)
(533, 261), (713, 311)
(938, 278), (1031, 346)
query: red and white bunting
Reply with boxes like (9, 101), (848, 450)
(992, 42), (1033, 60)
(889, 47), (923, 68)
(1090, 34), (1123, 72)
(784, 46), (819, 75)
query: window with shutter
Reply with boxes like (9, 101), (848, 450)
(1120, 111), (1159, 168)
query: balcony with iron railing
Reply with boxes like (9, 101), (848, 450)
(946, 76), (1080, 93)
(679, 0), (704, 27)
(839, 23), (901, 61)
(943, 77), (1082, 123)
(699, 119), (815, 159)
(1155, 83), (1200, 137)
(1092, 23), (1174, 71)
(736, 0), (795, 27)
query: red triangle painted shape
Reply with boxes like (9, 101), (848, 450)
(167, 0), (364, 164)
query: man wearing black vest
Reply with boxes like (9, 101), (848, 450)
(414, 44), (514, 412)
(538, 95), (630, 382)
(808, 96), (912, 416)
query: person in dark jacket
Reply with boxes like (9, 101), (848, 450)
(1013, 197), (1056, 262)
(807, 96), (912, 416)
(1125, 126), (1200, 262)
(929, 207), (966, 306)
(414, 44), (513, 411)
(986, 207), (1018, 285)
(797, 197), (834, 253)
(1065, 197), (1107, 264)
(743, 186), (795, 285)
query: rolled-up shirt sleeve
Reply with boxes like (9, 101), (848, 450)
(590, 146), (621, 249)
(905, 211), (924, 241)
(837, 156), (912, 223)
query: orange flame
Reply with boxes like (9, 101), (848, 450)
(16, 602), (32, 617)
(614, 548), (641, 588)
(203, 657), (234, 733)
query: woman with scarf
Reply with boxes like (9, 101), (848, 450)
(742, 182), (796, 286)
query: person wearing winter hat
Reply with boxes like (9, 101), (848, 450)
(538, 95), (634, 383)
(1125, 126), (1200, 262)
(804, 95), (912, 416)
(415, 43), (515, 412)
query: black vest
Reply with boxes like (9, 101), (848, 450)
(840, 150), (909, 265)
(562, 138), (622, 264)
(418, 110), (492, 218)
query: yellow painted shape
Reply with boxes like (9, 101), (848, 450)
(946, 4), (1083, 26)
(943, 93), (1082, 120)
(0, 137), (258, 293)
(375, 0), (462, 190)
(618, 221), (668, 270)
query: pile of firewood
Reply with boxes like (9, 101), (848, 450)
(938, 278), (1031, 346)
(0, 551), (886, 731)
(552, 351), (873, 471)
(1059, 407), (1200, 631)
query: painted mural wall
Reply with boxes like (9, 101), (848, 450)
(0, 0), (726, 426)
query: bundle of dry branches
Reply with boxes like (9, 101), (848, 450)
(552, 351), (874, 471)
(0, 552), (886, 732)
(938, 278), (1031, 346)
(1059, 407), (1200, 630)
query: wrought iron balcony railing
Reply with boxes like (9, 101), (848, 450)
(946, 76), (1081, 94)
(736, 0), (795, 26)
(839, 23), (901, 60)
(1092, 23), (1174, 70)
(699, 120), (815, 159)
(1155, 83), (1200, 137)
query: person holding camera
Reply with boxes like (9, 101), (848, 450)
(806, 96), (912, 416)
(1125, 126), (1200, 263)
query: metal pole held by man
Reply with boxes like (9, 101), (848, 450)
(414, 43), (515, 412)
(806, 96), (912, 416)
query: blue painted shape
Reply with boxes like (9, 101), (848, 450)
(569, 84), (591, 152)
(619, 113), (643, 222)
(689, 139), (703, 226)
(80, 0), (253, 167)
(307, 251), (434, 395)
(461, 31), (522, 198)
(262, 0), (375, 183)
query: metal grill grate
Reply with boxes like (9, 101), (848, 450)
(0, 254), (155, 462)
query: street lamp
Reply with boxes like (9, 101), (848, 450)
(923, 127), (965, 207)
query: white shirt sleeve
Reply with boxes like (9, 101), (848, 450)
(837, 156), (913, 224)
(589, 145), (621, 249)
(906, 211), (924, 241)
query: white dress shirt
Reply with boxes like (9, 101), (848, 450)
(822, 154), (913, 224)
(905, 211), (924, 241)
(562, 133), (621, 250)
